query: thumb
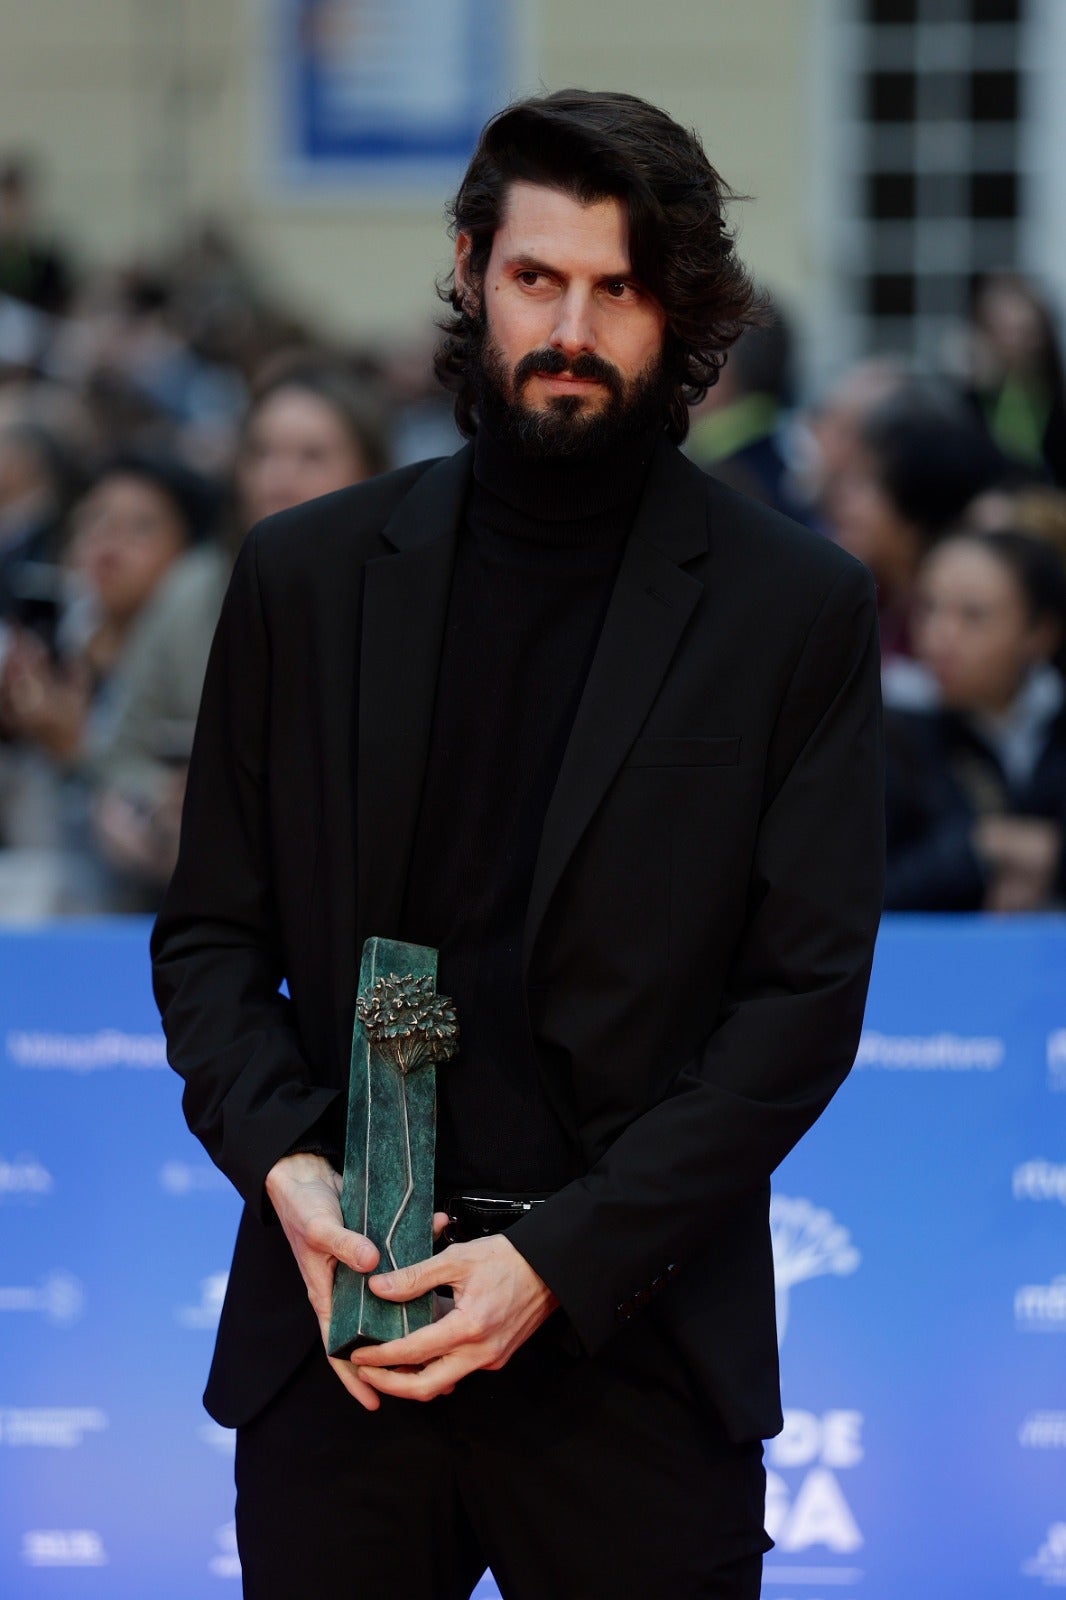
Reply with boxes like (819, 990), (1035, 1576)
(332, 1226), (380, 1274)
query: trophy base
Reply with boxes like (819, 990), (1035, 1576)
(328, 1265), (433, 1357)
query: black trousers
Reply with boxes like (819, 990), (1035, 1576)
(234, 1310), (770, 1600)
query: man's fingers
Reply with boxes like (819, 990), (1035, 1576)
(351, 1311), (471, 1370)
(327, 1352), (382, 1410)
(432, 1210), (449, 1240)
(300, 1214), (378, 1273)
(357, 1351), (469, 1403)
(369, 1250), (455, 1301)
(309, 1299), (381, 1411)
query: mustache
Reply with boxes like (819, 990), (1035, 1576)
(513, 347), (623, 396)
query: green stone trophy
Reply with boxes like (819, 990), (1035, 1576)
(328, 936), (458, 1357)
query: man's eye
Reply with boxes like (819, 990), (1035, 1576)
(517, 270), (542, 287)
(605, 280), (634, 299)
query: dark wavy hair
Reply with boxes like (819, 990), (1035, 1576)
(434, 89), (767, 443)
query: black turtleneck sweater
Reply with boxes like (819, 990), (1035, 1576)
(400, 422), (658, 1200)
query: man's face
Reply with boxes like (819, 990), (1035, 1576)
(456, 180), (670, 457)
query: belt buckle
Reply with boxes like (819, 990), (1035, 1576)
(444, 1192), (544, 1244)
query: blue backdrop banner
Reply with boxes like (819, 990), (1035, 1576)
(1, 917), (1064, 1597)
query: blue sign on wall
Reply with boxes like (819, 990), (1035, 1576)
(1, 917), (1064, 1596)
(265, 0), (529, 195)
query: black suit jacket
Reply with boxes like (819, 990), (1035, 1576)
(151, 439), (885, 1442)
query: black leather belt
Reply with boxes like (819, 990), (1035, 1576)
(442, 1191), (551, 1245)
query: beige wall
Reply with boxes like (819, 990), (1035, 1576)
(0, 0), (820, 350)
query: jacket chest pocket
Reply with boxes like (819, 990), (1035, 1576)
(623, 735), (741, 769)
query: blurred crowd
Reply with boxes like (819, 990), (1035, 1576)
(2, 156), (1066, 918)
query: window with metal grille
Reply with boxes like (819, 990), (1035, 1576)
(849, 0), (1028, 360)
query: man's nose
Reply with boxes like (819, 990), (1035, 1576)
(549, 289), (596, 357)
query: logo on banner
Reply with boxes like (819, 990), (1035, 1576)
(1048, 1031), (1066, 1092)
(22, 1530), (107, 1567)
(855, 1030), (1003, 1071)
(1020, 1412), (1066, 1449)
(0, 1154), (53, 1199)
(176, 1272), (228, 1330)
(1023, 1523), (1066, 1583)
(0, 1408), (107, 1448)
(6, 1028), (166, 1072)
(1014, 1161), (1066, 1203)
(159, 1160), (229, 1196)
(209, 1521), (241, 1579)
(1015, 1276), (1066, 1331)
(0, 1271), (84, 1326)
(770, 1195), (860, 1345)
(765, 1409), (864, 1565)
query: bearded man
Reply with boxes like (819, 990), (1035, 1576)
(152, 90), (884, 1600)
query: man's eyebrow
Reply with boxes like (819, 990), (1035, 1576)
(501, 252), (636, 283)
(502, 253), (562, 277)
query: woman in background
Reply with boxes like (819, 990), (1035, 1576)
(829, 385), (1007, 671)
(0, 450), (218, 908)
(234, 350), (390, 532)
(964, 272), (1066, 489)
(884, 529), (1066, 911)
(93, 351), (391, 904)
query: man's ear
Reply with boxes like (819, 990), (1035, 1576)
(454, 232), (477, 312)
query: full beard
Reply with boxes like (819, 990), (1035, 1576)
(468, 322), (674, 461)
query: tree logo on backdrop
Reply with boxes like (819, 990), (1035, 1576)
(770, 1195), (860, 1345)
(208, 1521), (241, 1580)
(1022, 1523), (1066, 1583)
(175, 1272), (228, 1330)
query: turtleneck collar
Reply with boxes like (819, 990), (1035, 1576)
(469, 416), (663, 549)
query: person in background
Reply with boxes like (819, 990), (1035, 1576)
(963, 272), (1066, 489)
(90, 356), (391, 900)
(0, 159), (72, 316)
(235, 350), (390, 533)
(830, 384), (1008, 673)
(0, 421), (76, 636)
(686, 304), (807, 521)
(884, 529), (1066, 912)
(964, 478), (1066, 567)
(792, 356), (907, 537)
(0, 450), (218, 909)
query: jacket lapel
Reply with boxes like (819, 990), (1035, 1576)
(355, 445), (472, 946)
(522, 442), (709, 975)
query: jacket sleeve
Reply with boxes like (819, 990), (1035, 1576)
(508, 562), (886, 1353)
(150, 528), (342, 1219)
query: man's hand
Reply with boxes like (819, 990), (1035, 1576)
(975, 815), (1061, 912)
(351, 1234), (559, 1402)
(264, 1152), (385, 1410)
